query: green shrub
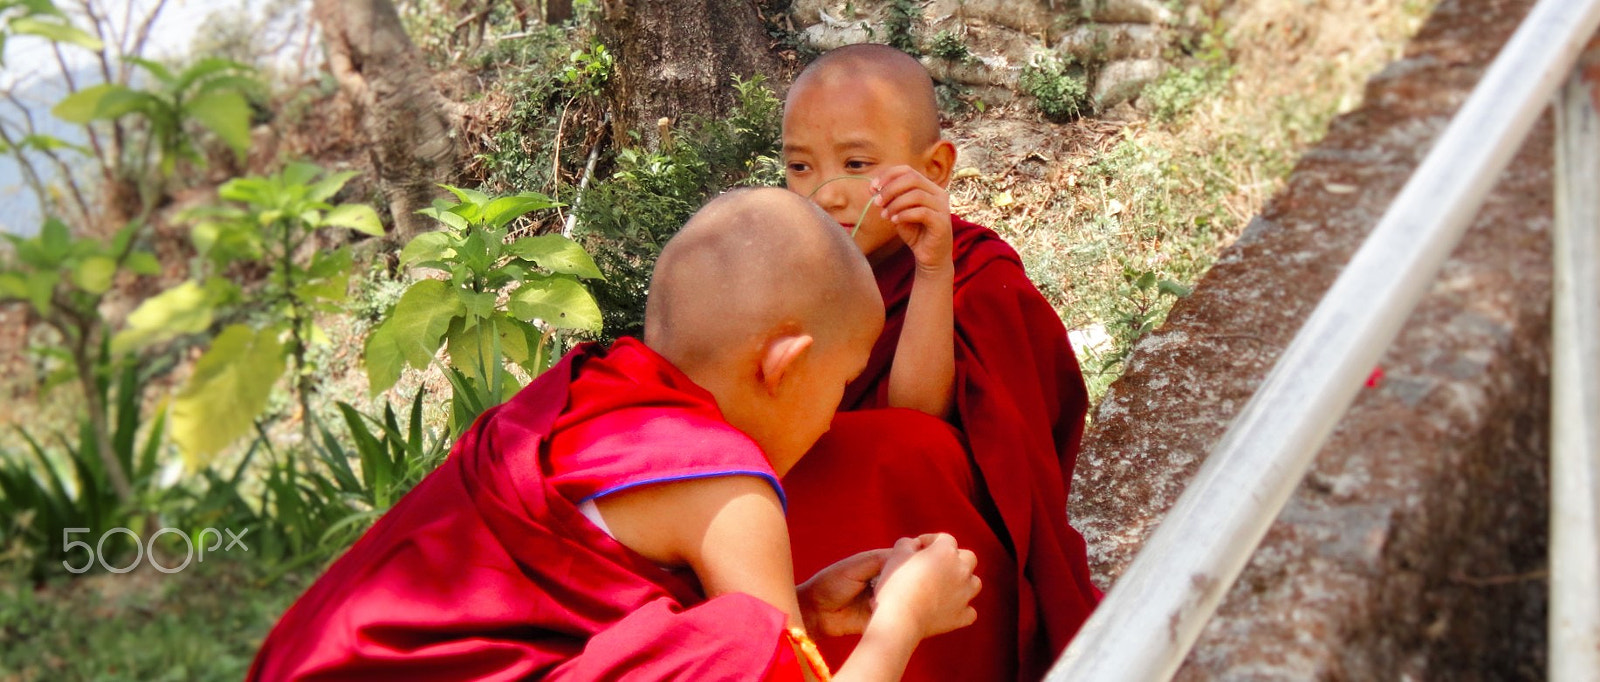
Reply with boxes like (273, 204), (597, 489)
(0, 360), (169, 582)
(1021, 54), (1091, 122)
(929, 30), (975, 64)
(884, 0), (922, 54)
(1142, 63), (1233, 123)
(362, 185), (600, 403)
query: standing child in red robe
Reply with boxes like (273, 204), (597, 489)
(779, 44), (1101, 681)
(249, 188), (983, 681)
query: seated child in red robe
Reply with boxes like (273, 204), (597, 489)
(248, 188), (983, 681)
(779, 44), (1101, 681)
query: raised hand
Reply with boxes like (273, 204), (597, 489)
(871, 166), (953, 275)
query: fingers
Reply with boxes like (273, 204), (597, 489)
(870, 166), (949, 223)
(838, 548), (891, 581)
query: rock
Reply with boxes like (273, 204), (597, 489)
(1071, 0), (1552, 677)
(1082, 0), (1175, 25)
(1055, 22), (1168, 61)
(1092, 58), (1165, 109)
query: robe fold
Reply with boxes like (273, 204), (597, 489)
(250, 338), (803, 682)
(785, 216), (1100, 682)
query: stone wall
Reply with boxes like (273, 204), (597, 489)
(1069, 0), (1554, 677)
(787, 0), (1173, 110)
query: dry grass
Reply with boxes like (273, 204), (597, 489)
(944, 0), (1433, 401)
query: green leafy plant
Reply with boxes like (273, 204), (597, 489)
(0, 359), (168, 582)
(0, 219), (162, 502)
(928, 30), (976, 64)
(560, 40), (613, 97)
(117, 162), (384, 464)
(364, 185), (601, 399)
(1081, 264), (1192, 391)
(575, 75), (783, 340)
(0, 0), (102, 65)
(1021, 53), (1091, 122)
(52, 56), (259, 178)
(884, 0), (922, 54)
(245, 390), (447, 572)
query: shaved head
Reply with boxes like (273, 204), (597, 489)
(645, 188), (882, 374)
(788, 43), (941, 148)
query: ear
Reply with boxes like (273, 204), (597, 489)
(921, 139), (958, 188)
(758, 334), (814, 396)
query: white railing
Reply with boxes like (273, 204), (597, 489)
(1046, 0), (1600, 678)
(1550, 67), (1600, 682)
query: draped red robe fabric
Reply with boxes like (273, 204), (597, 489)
(785, 216), (1100, 682)
(250, 338), (806, 682)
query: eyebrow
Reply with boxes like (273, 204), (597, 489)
(781, 138), (878, 154)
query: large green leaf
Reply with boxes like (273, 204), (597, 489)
(294, 248), (352, 306)
(417, 204), (469, 231)
(124, 251), (161, 276)
(71, 255), (115, 294)
(174, 57), (252, 94)
(170, 324), (287, 464)
(307, 170), (359, 202)
(217, 175), (271, 206)
(123, 56), (176, 84)
(481, 193), (561, 230)
(363, 279), (463, 393)
(186, 90), (251, 158)
(51, 83), (155, 123)
(24, 270), (56, 314)
(440, 184), (491, 210)
(10, 16), (102, 51)
(507, 234), (603, 279)
(322, 203), (384, 237)
(18, 133), (88, 156)
(0, 273), (27, 300)
(508, 275), (602, 331)
(111, 280), (217, 354)
(399, 231), (457, 269)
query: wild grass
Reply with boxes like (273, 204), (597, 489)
(949, 0), (1434, 402)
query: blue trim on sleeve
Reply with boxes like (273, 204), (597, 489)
(579, 470), (788, 512)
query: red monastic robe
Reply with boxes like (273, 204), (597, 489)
(785, 216), (1100, 682)
(250, 338), (807, 682)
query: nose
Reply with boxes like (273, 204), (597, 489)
(810, 176), (852, 214)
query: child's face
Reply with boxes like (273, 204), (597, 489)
(783, 78), (932, 262)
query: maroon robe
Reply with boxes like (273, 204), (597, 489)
(250, 338), (807, 681)
(785, 216), (1100, 681)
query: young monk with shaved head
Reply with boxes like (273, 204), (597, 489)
(780, 44), (1101, 681)
(250, 188), (982, 681)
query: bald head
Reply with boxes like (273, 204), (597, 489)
(644, 188), (882, 373)
(788, 43), (941, 148)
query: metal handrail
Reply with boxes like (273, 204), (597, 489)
(1046, 0), (1600, 678)
(1549, 68), (1600, 682)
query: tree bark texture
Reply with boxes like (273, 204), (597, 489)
(597, 0), (783, 145)
(313, 0), (459, 240)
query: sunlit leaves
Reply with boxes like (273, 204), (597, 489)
(170, 324), (286, 465)
(112, 280), (218, 355)
(508, 275), (602, 332)
(363, 279), (463, 394)
(50, 56), (259, 174)
(365, 186), (601, 395)
(506, 234), (603, 279)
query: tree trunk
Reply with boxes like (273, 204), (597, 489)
(547, 0), (574, 24)
(597, 0), (783, 146)
(313, 0), (459, 241)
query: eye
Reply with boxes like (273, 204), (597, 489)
(844, 159), (873, 172)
